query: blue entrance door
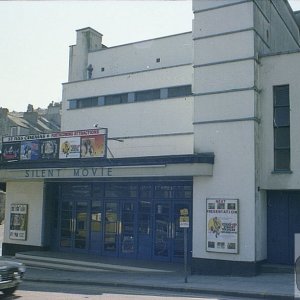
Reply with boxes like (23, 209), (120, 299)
(137, 200), (152, 259)
(59, 198), (90, 253)
(153, 201), (192, 262)
(268, 191), (300, 265)
(103, 200), (137, 258)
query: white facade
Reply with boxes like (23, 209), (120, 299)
(62, 31), (194, 158)
(2, 0), (300, 275)
(4, 181), (44, 247)
(260, 51), (300, 189)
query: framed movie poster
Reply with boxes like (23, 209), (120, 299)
(20, 140), (39, 160)
(39, 138), (59, 160)
(80, 135), (105, 158)
(206, 198), (239, 254)
(9, 204), (28, 240)
(59, 137), (81, 159)
(2, 142), (20, 161)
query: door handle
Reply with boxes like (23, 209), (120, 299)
(73, 219), (77, 233)
(70, 218), (76, 233)
(118, 221), (122, 235)
(168, 222), (173, 239)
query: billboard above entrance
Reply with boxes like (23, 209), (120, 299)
(1, 128), (107, 162)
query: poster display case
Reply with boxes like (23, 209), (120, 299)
(206, 198), (239, 254)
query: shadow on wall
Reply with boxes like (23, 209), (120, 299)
(0, 191), (5, 225)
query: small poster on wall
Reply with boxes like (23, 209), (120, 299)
(9, 204), (28, 240)
(206, 198), (239, 254)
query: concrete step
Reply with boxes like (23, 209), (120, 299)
(15, 252), (173, 273)
(260, 263), (294, 274)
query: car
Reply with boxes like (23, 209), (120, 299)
(0, 258), (25, 296)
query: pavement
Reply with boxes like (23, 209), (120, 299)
(7, 251), (296, 300)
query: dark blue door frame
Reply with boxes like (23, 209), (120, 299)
(102, 200), (138, 259)
(58, 197), (90, 253)
(267, 191), (300, 265)
(57, 181), (193, 262)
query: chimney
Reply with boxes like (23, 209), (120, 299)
(23, 104), (38, 124)
(0, 108), (9, 118)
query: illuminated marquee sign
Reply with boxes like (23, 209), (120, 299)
(1, 128), (107, 162)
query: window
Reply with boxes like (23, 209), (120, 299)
(105, 183), (137, 198)
(273, 85), (290, 171)
(105, 93), (128, 105)
(67, 84), (193, 109)
(135, 89), (161, 102)
(10, 126), (17, 136)
(69, 100), (77, 109)
(168, 85), (192, 98)
(77, 97), (98, 108)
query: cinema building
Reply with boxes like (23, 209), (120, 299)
(1, 0), (300, 275)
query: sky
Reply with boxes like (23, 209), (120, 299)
(0, 0), (300, 112)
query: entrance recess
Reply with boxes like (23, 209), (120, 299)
(57, 181), (192, 262)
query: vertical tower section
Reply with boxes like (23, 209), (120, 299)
(192, 0), (261, 275)
(68, 27), (103, 82)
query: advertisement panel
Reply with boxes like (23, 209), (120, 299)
(2, 142), (20, 161)
(81, 135), (105, 158)
(9, 204), (28, 240)
(20, 140), (39, 160)
(39, 139), (59, 160)
(206, 198), (239, 254)
(1, 128), (107, 162)
(59, 137), (81, 159)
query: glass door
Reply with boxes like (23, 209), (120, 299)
(103, 201), (119, 255)
(89, 199), (103, 254)
(154, 202), (171, 261)
(137, 200), (152, 259)
(120, 201), (136, 258)
(59, 198), (89, 252)
(103, 200), (137, 258)
(153, 201), (192, 262)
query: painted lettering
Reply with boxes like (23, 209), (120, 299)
(23, 167), (112, 178)
(82, 169), (89, 176)
(92, 168), (97, 176)
(24, 169), (61, 178)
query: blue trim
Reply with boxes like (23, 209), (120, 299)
(1, 153), (214, 170)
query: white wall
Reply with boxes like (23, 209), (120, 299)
(88, 32), (192, 79)
(259, 52), (300, 190)
(4, 181), (44, 247)
(193, 1), (253, 39)
(62, 65), (194, 158)
(254, 0), (300, 55)
(194, 60), (255, 93)
(193, 0), (260, 263)
(193, 121), (256, 261)
(193, 0), (238, 12)
(194, 30), (255, 66)
(62, 65), (192, 104)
